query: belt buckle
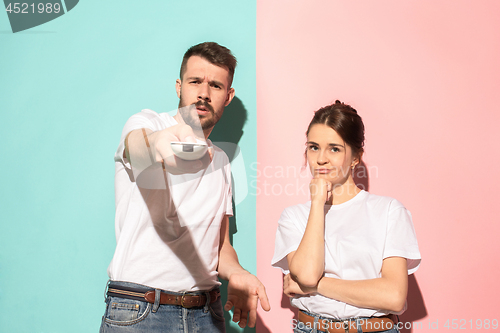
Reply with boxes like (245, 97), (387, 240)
(180, 293), (194, 309)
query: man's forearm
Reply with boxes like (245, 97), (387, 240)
(217, 241), (247, 281)
(125, 128), (161, 176)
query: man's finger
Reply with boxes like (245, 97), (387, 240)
(247, 309), (257, 328)
(232, 308), (241, 323)
(258, 286), (271, 311)
(238, 309), (249, 328)
(224, 299), (233, 311)
(169, 123), (197, 143)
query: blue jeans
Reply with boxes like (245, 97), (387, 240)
(100, 281), (225, 333)
(293, 311), (400, 333)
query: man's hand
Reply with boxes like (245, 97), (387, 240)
(283, 273), (317, 297)
(224, 271), (270, 328)
(150, 124), (212, 175)
(126, 124), (212, 182)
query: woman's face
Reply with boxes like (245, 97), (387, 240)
(306, 124), (357, 186)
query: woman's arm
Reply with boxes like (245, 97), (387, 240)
(284, 257), (408, 313)
(287, 178), (331, 287)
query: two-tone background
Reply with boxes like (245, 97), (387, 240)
(1, 1), (499, 332)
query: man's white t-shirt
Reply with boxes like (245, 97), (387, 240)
(107, 109), (233, 292)
(272, 190), (421, 319)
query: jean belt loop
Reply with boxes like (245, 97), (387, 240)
(355, 318), (362, 333)
(203, 290), (211, 312)
(103, 279), (111, 302)
(313, 315), (318, 333)
(152, 289), (161, 313)
(342, 319), (350, 333)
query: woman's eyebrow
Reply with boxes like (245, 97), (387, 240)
(328, 143), (345, 148)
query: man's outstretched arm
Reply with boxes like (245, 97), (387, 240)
(217, 215), (270, 328)
(125, 124), (211, 178)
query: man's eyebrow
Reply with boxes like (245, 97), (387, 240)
(185, 76), (226, 89)
(209, 79), (225, 88)
(185, 76), (202, 81)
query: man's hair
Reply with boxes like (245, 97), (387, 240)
(180, 42), (237, 87)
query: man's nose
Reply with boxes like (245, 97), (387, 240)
(198, 83), (210, 101)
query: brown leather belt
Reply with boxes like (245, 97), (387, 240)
(298, 311), (396, 333)
(107, 283), (220, 309)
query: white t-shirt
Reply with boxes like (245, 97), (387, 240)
(272, 190), (421, 319)
(107, 109), (233, 292)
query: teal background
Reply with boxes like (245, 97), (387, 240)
(0, 1), (257, 332)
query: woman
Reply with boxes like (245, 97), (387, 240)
(272, 101), (421, 333)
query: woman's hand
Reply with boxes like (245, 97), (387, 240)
(309, 177), (332, 204)
(283, 273), (317, 297)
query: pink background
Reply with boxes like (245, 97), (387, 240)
(256, 1), (500, 332)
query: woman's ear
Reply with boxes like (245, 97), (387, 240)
(355, 151), (364, 164)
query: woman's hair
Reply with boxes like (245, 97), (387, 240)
(306, 100), (365, 157)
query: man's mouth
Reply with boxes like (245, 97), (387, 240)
(195, 101), (213, 116)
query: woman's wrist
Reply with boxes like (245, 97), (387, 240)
(310, 199), (325, 208)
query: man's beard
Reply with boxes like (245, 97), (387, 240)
(178, 98), (222, 130)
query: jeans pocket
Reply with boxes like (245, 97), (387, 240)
(109, 302), (139, 321)
(208, 300), (225, 322)
(103, 297), (151, 326)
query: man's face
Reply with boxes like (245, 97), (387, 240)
(176, 56), (235, 131)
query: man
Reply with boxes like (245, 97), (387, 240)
(100, 42), (269, 333)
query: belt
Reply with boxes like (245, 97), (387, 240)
(106, 282), (220, 309)
(298, 311), (396, 333)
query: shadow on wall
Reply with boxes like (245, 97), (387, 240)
(355, 160), (427, 332)
(209, 96), (247, 148)
(399, 274), (427, 333)
(353, 160), (370, 192)
(211, 97), (253, 332)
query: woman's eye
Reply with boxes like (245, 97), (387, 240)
(331, 147), (340, 152)
(308, 145), (318, 151)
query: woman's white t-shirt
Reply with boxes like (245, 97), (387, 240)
(272, 190), (421, 319)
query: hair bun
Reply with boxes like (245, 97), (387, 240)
(334, 100), (357, 114)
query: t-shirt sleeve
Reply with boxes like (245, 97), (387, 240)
(383, 200), (421, 274)
(271, 208), (304, 274)
(114, 109), (162, 169)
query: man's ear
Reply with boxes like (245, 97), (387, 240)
(176, 79), (181, 99)
(225, 87), (235, 107)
